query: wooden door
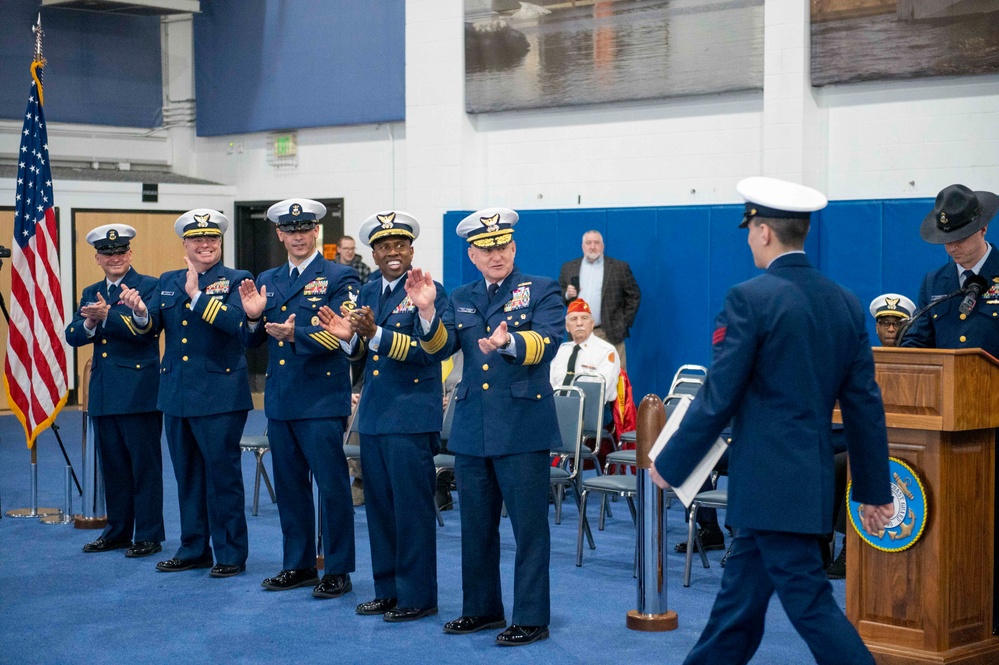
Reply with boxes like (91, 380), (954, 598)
(71, 211), (182, 400)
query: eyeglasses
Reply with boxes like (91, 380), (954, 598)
(876, 318), (908, 329)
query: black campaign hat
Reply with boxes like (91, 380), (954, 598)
(920, 184), (999, 245)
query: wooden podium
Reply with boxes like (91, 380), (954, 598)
(845, 348), (999, 664)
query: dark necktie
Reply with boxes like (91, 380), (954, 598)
(379, 283), (392, 311)
(962, 269), (975, 288)
(487, 282), (499, 302)
(107, 283), (117, 302)
(562, 344), (582, 386)
(290, 266), (300, 282)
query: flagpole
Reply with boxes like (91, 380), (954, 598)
(5, 15), (63, 519)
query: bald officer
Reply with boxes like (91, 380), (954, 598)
(325, 211), (447, 621)
(239, 199), (359, 599)
(869, 294), (915, 348)
(138, 210), (253, 579)
(411, 208), (564, 646)
(67, 225), (163, 558)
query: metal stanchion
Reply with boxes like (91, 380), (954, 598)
(40, 466), (74, 525)
(627, 394), (678, 631)
(5, 446), (60, 518)
(75, 360), (106, 530)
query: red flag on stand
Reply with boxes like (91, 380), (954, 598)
(4, 57), (69, 447)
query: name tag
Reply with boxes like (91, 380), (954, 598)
(160, 291), (175, 296)
(458, 307), (476, 314)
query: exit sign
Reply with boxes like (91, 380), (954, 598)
(272, 133), (297, 158)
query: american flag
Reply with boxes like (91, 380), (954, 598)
(4, 60), (68, 447)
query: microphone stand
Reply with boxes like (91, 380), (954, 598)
(896, 289), (964, 345)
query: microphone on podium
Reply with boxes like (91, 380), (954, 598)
(959, 274), (989, 316)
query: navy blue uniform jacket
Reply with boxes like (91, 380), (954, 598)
(654, 253), (891, 535)
(354, 277), (449, 435)
(420, 268), (564, 457)
(247, 256), (360, 421)
(901, 243), (999, 359)
(153, 262), (254, 417)
(65, 267), (160, 417)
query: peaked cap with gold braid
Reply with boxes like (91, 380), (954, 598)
(174, 208), (229, 239)
(456, 207), (518, 248)
(358, 210), (420, 247)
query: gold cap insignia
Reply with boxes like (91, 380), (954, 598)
(291, 204), (301, 217)
(194, 213), (210, 227)
(108, 229), (118, 240)
(480, 213), (501, 233)
(885, 297), (899, 310)
(377, 212), (396, 229)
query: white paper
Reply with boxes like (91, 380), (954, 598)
(649, 394), (730, 508)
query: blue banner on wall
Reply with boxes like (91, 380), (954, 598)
(193, 0), (405, 136)
(444, 198), (948, 401)
(0, 8), (162, 128)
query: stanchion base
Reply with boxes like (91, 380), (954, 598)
(40, 512), (74, 525)
(5, 506), (60, 518)
(627, 609), (678, 632)
(73, 515), (107, 530)
(316, 554), (325, 571)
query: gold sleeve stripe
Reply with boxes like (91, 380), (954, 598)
(388, 332), (412, 362)
(420, 319), (447, 355)
(309, 331), (338, 350)
(120, 314), (138, 336)
(517, 330), (545, 365)
(202, 298), (222, 325)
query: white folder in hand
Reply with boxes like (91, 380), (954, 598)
(649, 395), (729, 509)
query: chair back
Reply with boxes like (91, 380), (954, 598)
(671, 364), (707, 390)
(571, 374), (606, 439)
(553, 386), (585, 480)
(670, 377), (703, 398)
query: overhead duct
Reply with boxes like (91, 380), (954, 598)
(40, 0), (199, 16)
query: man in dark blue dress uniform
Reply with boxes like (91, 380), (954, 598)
(650, 177), (894, 665)
(899, 183), (999, 634)
(146, 209), (254, 578)
(239, 198), (359, 598)
(414, 207), (564, 646)
(323, 210), (448, 621)
(67, 224), (163, 558)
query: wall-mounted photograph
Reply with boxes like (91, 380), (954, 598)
(811, 0), (999, 86)
(465, 0), (764, 114)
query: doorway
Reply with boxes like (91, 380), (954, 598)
(234, 198), (344, 394)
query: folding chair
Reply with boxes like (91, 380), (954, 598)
(240, 426), (275, 517)
(549, 386), (586, 527)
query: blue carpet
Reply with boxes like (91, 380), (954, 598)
(0, 409), (835, 664)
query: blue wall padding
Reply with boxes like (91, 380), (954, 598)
(443, 198), (958, 401)
(193, 0), (405, 136)
(0, 7), (162, 127)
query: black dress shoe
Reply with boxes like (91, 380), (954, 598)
(675, 526), (725, 554)
(312, 573), (352, 599)
(356, 598), (398, 615)
(82, 537), (131, 553)
(210, 563), (245, 578)
(156, 556), (214, 572)
(262, 567), (320, 591)
(384, 606), (438, 622)
(443, 615), (507, 634)
(825, 546), (846, 580)
(496, 624), (550, 646)
(125, 541), (162, 558)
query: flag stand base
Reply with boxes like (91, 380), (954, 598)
(40, 511), (73, 525)
(6, 507), (59, 518)
(74, 515), (107, 530)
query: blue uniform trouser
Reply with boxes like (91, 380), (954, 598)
(684, 529), (874, 665)
(455, 450), (550, 626)
(360, 432), (438, 608)
(95, 412), (164, 544)
(164, 411), (248, 566)
(268, 417), (355, 573)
